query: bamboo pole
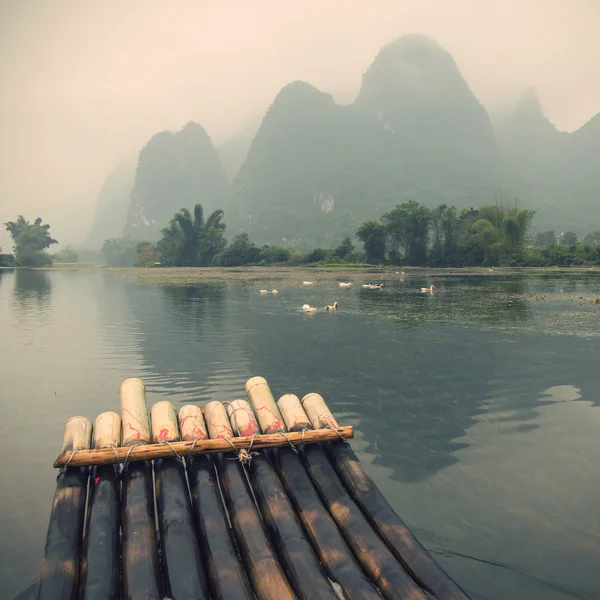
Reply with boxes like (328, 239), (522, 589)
(292, 395), (427, 600)
(180, 405), (254, 600)
(204, 401), (295, 600)
(79, 412), (121, 600)
(305, 396), (471, 600)
(244, 378), (337, 600)
(233, 389), (347, 600)
(37, 416), (92, 600)
(276, 394), (381, 600)
(53, 426), (354, 468)
(246, 376), (286, 433)
(151, 401), (210, 600)
(120, 378), (163, 600)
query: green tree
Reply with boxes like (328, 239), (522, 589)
(381, 201), (431, 265)
(156, 204), (227, 266)
(259, 245), (291, 264)
(135, 242), (158, 266)
(560, 231), (578, 246)
(4, 216), (58, 266)
(583, 230), (600, 245)
(533, 231), (556, 247)
(333, 237), (354, 260)
(217, 233), (260, 266)
(430, 204), (459, 265)
(356, 221), (386, 264)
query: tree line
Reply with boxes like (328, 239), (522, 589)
(5, 204), (600, 269)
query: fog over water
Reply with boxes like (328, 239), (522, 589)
(0, 0), (599, 247)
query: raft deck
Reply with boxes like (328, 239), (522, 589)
(38, 376), (470, 600)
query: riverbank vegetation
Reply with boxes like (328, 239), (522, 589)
(3, 216), (57, 267)
(99, 200), (600, 269)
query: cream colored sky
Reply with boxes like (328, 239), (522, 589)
(0, 0), (598, 247)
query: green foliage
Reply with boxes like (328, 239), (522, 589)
(0, 249), (14, 267)
(4, 215), (58, 267)
(217, 233), (260, 266)
(259, 245), (291, 264)
(522, 243), (600, 266)
(583, 230), (600, 245)
(533, 231), (556, 247)
(560, 232), (578, 246)
(156, 204), (227, 266)
(135, 242), (158, 267)
(333, 237), (355, 260)
(52, 245), (79, 263)
(381, 201), (431, 265)
(101, 238), (138, 266)
(356, 221), (386, 264)
(355, 201), (536, 267)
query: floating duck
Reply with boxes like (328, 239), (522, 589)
(420, 285), (436, 293)
(259, 289), (268, 294)
(302, 304), (318, 313)
(272, 290), (278, 294)
(338, 282), (353, 287)
(362, 283), (384, 290)
(325, 301), (339, 311)
(303, 281), (314, 286)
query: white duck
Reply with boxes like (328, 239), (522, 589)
(302, 304), (318, 313)
(338, 282), (353, 287)
(325, 301), (339, 311)
(420, 285), (436, 293)
(272, 290), (278, 294)
(303, 281), (314, 286)
(259, 289), (268, 294)
(363, 283), (384, 290)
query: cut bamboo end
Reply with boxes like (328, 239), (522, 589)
(53, 426), (355, 467)
(120, 377), (150, 446)
(245, 376), (285, 434)
(301, 393), (339, 429)
(226, 400), (260, 437)
(62, 416), (93, 452)
(203, 401), (233, 439)
(151, 401), (179, 443)
(93, 412), (121, 448)
(277, 394), (313, 432)
(178, 405), (208, 441)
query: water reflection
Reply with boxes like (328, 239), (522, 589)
(13, 269), (52, 305)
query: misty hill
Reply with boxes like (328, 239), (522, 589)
(494, 88), (600, 231)
(217, 122), (259, 181)
(226, 34), (599, 247)
(124, 122), (229, 240)
(84, 162), (135, 249)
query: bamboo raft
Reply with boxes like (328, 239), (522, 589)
(37, 376), (470, 600)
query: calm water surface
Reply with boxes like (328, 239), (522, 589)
(1, 268), (600, 599)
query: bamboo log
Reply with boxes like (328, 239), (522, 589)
(289, 395), (426, 599)
(235, 398), (339, 600)
(151, 401), (210, 600)
(37, 416), (92, 600)
(204, 401), (295, 600)
(79, 412), (121, 600)
(120, 379), (163, 600)
(53, 426), (354, 467)
(276, 395), (380, 600)
(180, 405), (254, 600)
(303, 394), (470, 599)
(246, 376), (286, 433)
(302, 443), (427, 600)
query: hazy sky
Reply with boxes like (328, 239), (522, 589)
(1, 0), (599, 248)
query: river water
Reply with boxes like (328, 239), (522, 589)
(1, 267), (599, 599)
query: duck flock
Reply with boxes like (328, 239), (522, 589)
(257, 274), (437, 314)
